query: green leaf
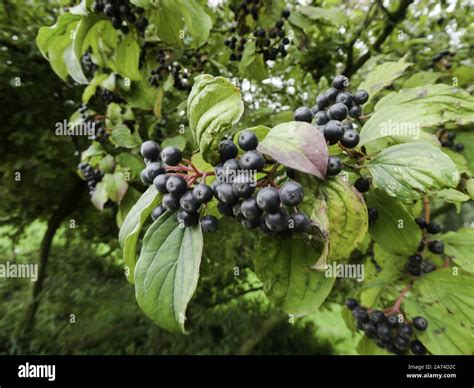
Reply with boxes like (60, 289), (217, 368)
(116, 187), (142, 228)
(238, 41), (268, 82)
(36, 13), (81, 81)
(359, 244), (404, 307)
(258, 121), (329, 179)
(441, 228), (474, 273)
(365, 142), (460, 203)
(113, 30), (142, 81)
(118, 186), (161, 283)
(434, 188), (469, 212)
(90, 181), (108, 210)
(150, 0), (184, 46)
(402, 71), (442, 89)
(356, 336), (389, 355)
(180, 0), (213, 48)
(254, 237), (335, 316)
(116, 153), (144, 180)
(365, 189), (421, 255)
(81, 142), (105, 160)
(103, 171), (128, 203)
(322, 177), (368, 261)
(134, 212), (203, 333)
(359, 85), (474, 146)
(110, 125), (141, 149)
(187, 74), (244, 164)
(298, 6), (347, 26)
(455, 132), (474, 173)
(403, 270), (474, 355)
(161, 135), (187, 151)
(358, 58), (412, 103)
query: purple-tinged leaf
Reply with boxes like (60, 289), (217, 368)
(257, 121), (328, 179)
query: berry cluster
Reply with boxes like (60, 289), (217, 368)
(225, 9), (291, 62)
(92, 0), (146, 35)
(406, 253), (436, 276)
(139, 141), (218, 232)
(81, 51), (97, 76)
(93, 87), (123, 104)
(294, 76), (369, 176)
(439, 131), (464, 152)
(231, 0), (263, 22)
(77, 104), (110, 143)
(212, 132), (311, 235)
(431, 50), (455, 70)
(78, 163), (103, 194)
(148, 50), (189, 91)
(346, 299), (428, 355)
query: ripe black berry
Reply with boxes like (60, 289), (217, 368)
(352, 306), (369, 322)
(354, 90), (369, 105)
(215, 183), (239, 204)
(281, 9), (290, 18)
(345, 298), (358, 310)
(279, 181), (304, 206)
(162, 193), (180, 212)
(410, 340), (427, 355)
(376, 324), (391, 340)
(327, 103), (348, 121)
(333, 75), (349, 89)
(316, 93), (328, 109)
(218, 139), (238, 162)
(326, 156), (343, 176)
(256, 186), (280, 212)
(239, 150), (265, 171)
(232, 174), (255, 198)
(179, 191), (200, 212)
(415, 217), (427, 229)
(408, 254), (423, 265)
(140, 140), (161, 160)
(423, 262), (436, 273)
(340, 130), (360, 148)
(428, 240), (444, 254)
(363, 322), (377, 338)
(370, 310), (386, 324)
(412, 316), (428, 331)
(161, 146), (182, 166)
(398, 323), (413, 339)
(141, 169), (153, 185)
(217, 201), (233, 217)
(154, 174), (169, 193)
(426, 221), (442, 234)
(394, 335), (410, 351)
(151, 205), (166, 221)
(325, 87), (339, 101)
(201, 215), (218, 232)
(145, 162), (166, 181)
(240, 197), (262, 220)
(289, 212), (310, 233)
(455, 143), (465, 152)
(165, 175), (187, 196)
(335, 92), (353, 107)
(238, 130), (259, 151)
(264, 208), (289, 232)
(349, 104), (362, 118)
(192, 183), (213, 204)
(354, 177), (370, 193)
(294, 107), (313, 123)
(177, 210), (199, 227)
(315, 111), (330, 125)
(368, 207), (379, 225)
(386, 314), (399, 328)
(323, 120), (345, 142)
